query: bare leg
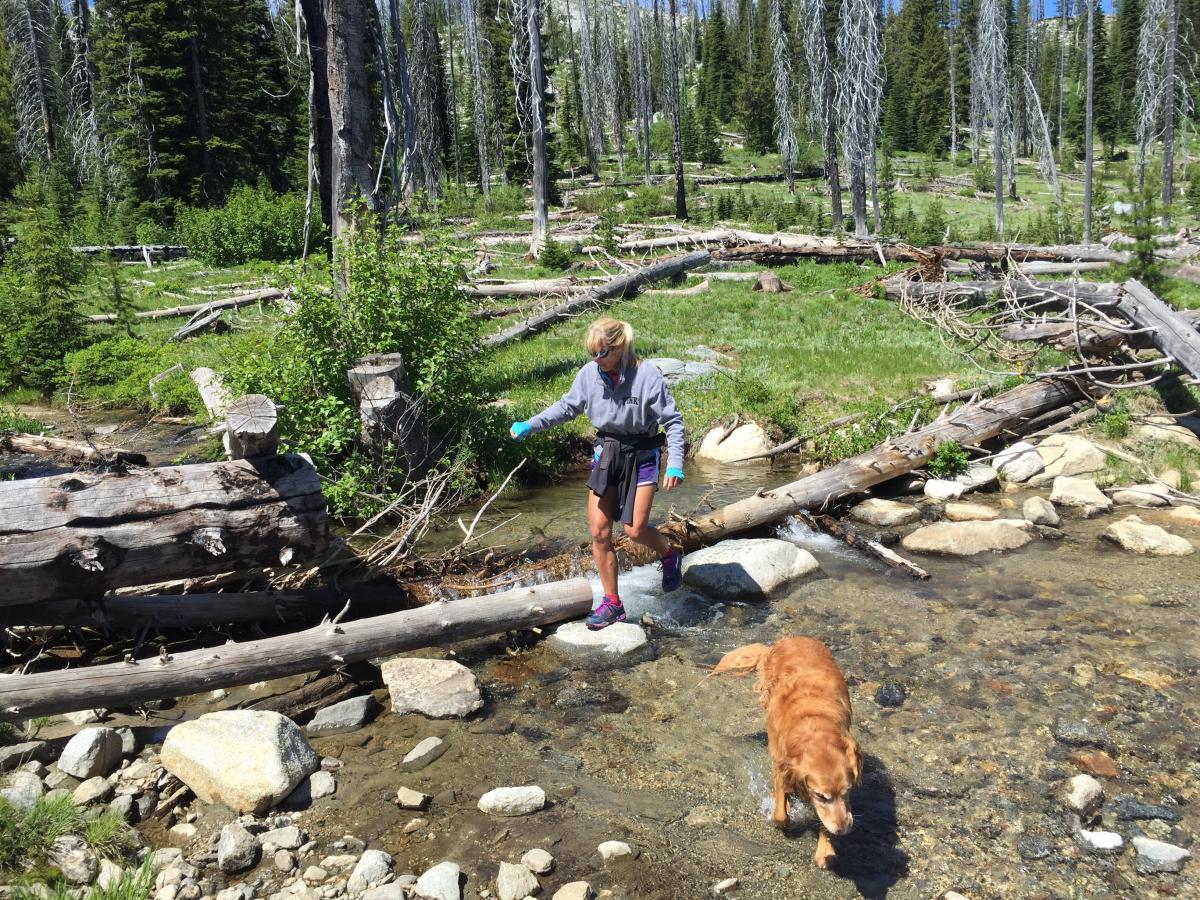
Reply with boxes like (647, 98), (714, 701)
(622, 483), (671, 557)
(814, 831), (836, 870)
(771, 764), (789, 828)
(588, 488), (619, 597)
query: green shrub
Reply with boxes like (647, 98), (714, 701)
(927, 440), (969, 478)
(813, 398), (935, 463)
(624, 185), (675, 220)
(539, 238), (574, 271)
(59, 337), (199, 414)
(573, 188), (623, 214)
(973, 165), (994, 193)
(89, 857), (154, 900)
(134, 220), (173, 245)
(0, 407), (43, 433)
(176, 184), (313, 267)
(0, 793), (138, 876)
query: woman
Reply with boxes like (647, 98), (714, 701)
(510, 318), (686, 629)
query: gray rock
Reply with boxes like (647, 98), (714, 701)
(695, 422), (773, 464)
(686, 346), (730, 364)
(58, 727), (122, 779)
(874, 683), (906, 708)
(1023, 496), (1060, 526)
(274, 848), (297, 872)
(48, 835), (100, 884)
(1110, 794), (1182, 822)
(261, 825), (306, 850)
(597, 840), (633, 861)
(1053, 718), (1111, 750)
(901, 520), (1032, 556)
(362, 885), (408, 900)
(305, 696), (380, 737)
(402, 737), (448, 771)
(521, 849), (553, 875)
(63, 709), (106, 726)
(849, 498), (921, 527)
(379, 658), (483, 719)
(496, 861), (539, 900)
(160, 710), (319, 815)
(955, 463), (1000, 493)
(44, 769), (77, 791)
(1102, 515), (1195, 556)
(96, 859), (125, 890)
(0, 770), (45, 811)
(710, 878), (739, 897)
(308, 771), (336, 800)
(218, 824), (261, 874)
(1111, 483), (1173, 507)
(349, 849), (394, 893)
(1064, 774), (1103, 814)
(478, 785), (546, 816)
(1016, 834), (1053, 861)
(135, 790), (159, 821)
(414, 860), (461, 900)
(545, 622), (652, 668)
(72, 775), (114, 806)
(115, 727), (138, 757)
(645, 357), (726, 385)
(681, 538), (820, 600)
(0, 740), (51, 773)
(1049, 476), (1112, 518)
(994, 441), (1044, 483)
(943, 501), (999, 521)
(150, 848), (184, 872)
(395, 787), (431, 810)
(1133, 836), (1191, 874)
(1031, 435), (1107, 484)
(923, 479), (967, 500)
(108, 793), (137, 823)
(552, 885), (595, 900)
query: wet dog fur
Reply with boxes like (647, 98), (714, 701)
(710, 636), (861, 869)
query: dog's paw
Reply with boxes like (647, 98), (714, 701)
(814, 833), (836, 870)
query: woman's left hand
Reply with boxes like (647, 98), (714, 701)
(663, 467), (684, 491)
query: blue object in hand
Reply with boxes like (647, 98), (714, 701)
(510, 421), (533, 440)
(665, 467), (685, 481)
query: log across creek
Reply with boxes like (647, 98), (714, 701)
(0, 579), (595, 720)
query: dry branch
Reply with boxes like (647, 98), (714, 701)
(89, 289), (283, 323)
(798, 511), (929, 579)
(0, 433), (146, 467)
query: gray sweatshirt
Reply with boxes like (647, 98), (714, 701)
(527, 361), (685, 471)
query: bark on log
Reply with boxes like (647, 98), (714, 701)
(1001, 307), (1200, 351)
(942, 260), (1112, 276)
(0, 455), (329, 606)
(885, 279), (1121, 309)
(1116, 280), (1200, 382)
(798, 511), (930, 580)
(224, 395), (280, 459)
(0, 433), (147, 468)
(0, 579), (595, 720)
(89, 289), (282, 323)
(244, 663), (378, 719)
(348, 354), (431, 471)
(657, 376), (1085, 550)
(483, 251), (711, 348)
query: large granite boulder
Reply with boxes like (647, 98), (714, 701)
(682, 538), (819, 600)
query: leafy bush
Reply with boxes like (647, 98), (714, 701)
(624, 185), (675, 220)
(59, 337), (200, 414)
(0, 407), (43, 433)
(927, 440), (969, 478)
(539, 238), (574, 271)
(812, 398), (935, 463)
(134, 220), (173, 245)
(573, 188), (623, 214)
(0, 182), (89, 395)
(176, 184), (313, 267)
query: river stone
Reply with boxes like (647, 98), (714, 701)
(414, 860), (461, 900)
(1031, 434), (1107, 483)
(402, 737), (448, 771)
(478, 785), (546, 816)
(1168, 505), (1200, 525)
(160, 710), (319, 814)
(681, 538), (820, 600)
(1049, 476), (1112, 517)
(695, 422), (773, 464)
(379, 658), (483, 718)
(1064, 774), (1103, 814)
(348, 849), (394, 893)
(645, 358), (725, 385)
(306, 696), (381, 737)
(521, 849), (554, 874)
(1053, 718), (1112, 750)
(1075, 828), (1124, 856)
(109, 793), (137, 823)
(994, 441), (1044, 483)
(396, 787), (431, 809)
(1023, 496), (1060, 526)
(362, 885), (407, 900)
(0, 770), (44, 811)
(58, 727), (122, 779)
(955, 463), (1000, 492)
(1110, 794), (1182, 822)
(260, 825), (305, 850)
(72, 775), (114, 806)
(849, 498), (921, 527)
(1136, 415), (1200, 450)
(711, 878), (739, 897)
(901, 521), (1032, 556)
(496, 861), (539, 900)
(546, 622), (651, 667)
(923, 478), (966, 500)
(0, 740), (51, 772)
(308, 771), (336, 799)
(552, 885), (595, 900)
(1017, 834), (1054, 861)
(218, 824), (260, 874)
(943, 501), (999, 522)
(1102, 515), (1195, 556)
(48, 835), (99, 884)
(598, 840), (633, 862)
(1111, 483), (1173, 507)
(96, 859), (125, 890)
(1133, 836), (1191, 874)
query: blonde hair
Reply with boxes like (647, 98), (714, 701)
(585, 317), (638, 368)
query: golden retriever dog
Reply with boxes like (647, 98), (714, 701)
(710, 637), (861, 870)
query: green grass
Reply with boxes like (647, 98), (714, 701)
(0, 794), (138, 878)
(0, 407), (43, 433)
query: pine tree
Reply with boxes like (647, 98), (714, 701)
(0, 30), (20, 197)
(739, 0), (773, 153)
(1109, 0), (1142, 143)
(699, 0), (733, 123)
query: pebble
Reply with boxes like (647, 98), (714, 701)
(478, 785), (546, 816)
(1016, 833), (1053, 861)
(1064, 773), (1103, 814)
(521, 848), (554, 874)
(1052, 718), (1111, 749)
(403, 818), (428, 834)
(551, 884), (595, 900)
(275, 850), (297, 872)
(1110, 794), (1182, 822)
(302, 866), (328, 884)
(711, 877), (739, 896)
(597, 840), (633, 861)
(874, 683), (906, 708)
(403, 737), (448, 771)
(1068, 750), (1118, 778)
(308, 771), (336, 800)
(72, 775), (114, 806)
(395, 787), (431, 810)
(261, 826), (306, 850)
(169, 823), (198, 844)
(1074, 828), (1124, 856)
(1133, 836), (1191, 874)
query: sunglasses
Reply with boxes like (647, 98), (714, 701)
(592, 347), (612, 360)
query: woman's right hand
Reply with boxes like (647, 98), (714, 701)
(510, 421), (533, 441)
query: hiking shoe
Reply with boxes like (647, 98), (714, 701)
(585, 596), (627, 630)
(661, 548), (683, 593)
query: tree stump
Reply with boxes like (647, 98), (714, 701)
(347, 354), (431, 473)
(752, 271), (793, 293)
(224, 395), (279, 459)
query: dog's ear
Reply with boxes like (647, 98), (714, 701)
(845, 738), (862, 785)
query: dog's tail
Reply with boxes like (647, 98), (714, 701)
(702, 643), (772, 682)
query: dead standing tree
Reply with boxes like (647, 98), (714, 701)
(411, 0), (445, 200)
(573, 0), (603, 174)
(1083, 0), (1094, 243)
(627, 0), (653, 184)
(3, 0), (57, 167)
(835, 0), (882, 238)
(510, 0), (550, 255)
(461, 0), (492, 195)
(802, 0), (843, 230)
(973, 0), (1010, 235)
(769, 0), (798, 194)
(1136, 0), (1168, 194)
(667, 0), (687, 219)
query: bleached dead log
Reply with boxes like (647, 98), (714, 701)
(884, 279), (1121, 308)
(348, 354), (431, 470)
(0, 433), (146, 468)
(462, 279), (592, 298)
(0, 454), (328, 606)
(1001, 309), (1200, 351)
(942, 260), (1112, 276)
(645, 279), (709, 297)
(72, 244), (188, 261)
(89, 288), (283, 323)
(191, 368), (232, 419)
(224, 395), (279, 459)
(167, 309), (224, 342)
(0, 579), (594, 720)
(484, 250), (711, 348)
(1116, 279), (1200, 382)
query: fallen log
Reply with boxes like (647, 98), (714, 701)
(797, 511), (930, 580)
(89, 288), (282, 323)
(690, 168), (823, 185)
(73, 244), (188, 262)
(0, 454), (329, 606)
(0, 579), (594, 720)
(191, 367), (232, 419)
(885, 279), (1121, 309)
(483, 250), (712, 348)
(462, 279), (592, 298)
(167, 309), (225, 342)
(1116, 279), (1200, 383)
(0, 433), (147, 468)
(942, 260), (1112, 276)
(1001, 307), (1200, 351)
(244, 663), (379, 720)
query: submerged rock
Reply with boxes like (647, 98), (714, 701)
(1109, 794), (1182, 822)
(521, 849), (554, 874)
(1110, 483), (1173, 507)
(923, 479), (967, 501)
(681, 538), (820, 600)
(874, 683), (907, 708)
(402, 737), (448, 771)
(901, 521), (1032, 556)
(1016, 833), (1053, 861)
(380, 658), (484, 719)
(1074, 828), (1124, 856)
(1063, 774), (1103, 814)
(1023, 496), (1060, 527)
(849, 498), (922, 527)
(546, 622), (652, 667)
(1102, 516), (1195, 556)
(552, 884), (595, 900)
(160, 710), (319, 815)
(1052, 719), (1111, 750)
(943, 501), (999, 522)
(305, 696), (380, 736)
